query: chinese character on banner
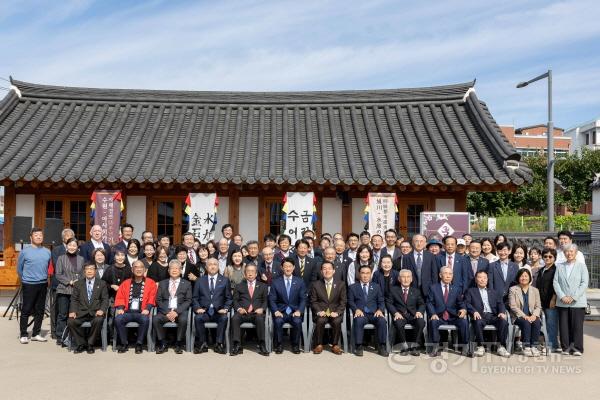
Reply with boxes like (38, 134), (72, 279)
(90, 190), (124, 245)
(185, 193), (218, 244)
(282, 192), (317, 242)
(364, 193), (397, 236)
(420, 212), (470, 239)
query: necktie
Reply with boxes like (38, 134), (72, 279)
(443, 285), (449, 320)
(403, 288), (408, 303)
(210, 277), (215, 294)
(502, 263), (508, 281)
(87, 281), (93, 302)
(448, 254), (453, 269)
(337, 254), (342, 264)
(169, 280), (177, 298)
(188, 249), (196, 264)
(374, 253), (379, 266)
(208, 277), (215, 316)
(363, 284), (369, 313)
(416, 252), (423, 281)
(300, 258), (305, 277)
(267, 263), (272, 274)
(285, 279), (292, 314)
(248, 282), (254, 312)
(472, 259), (478, 275)
(325, 282), (332, 316)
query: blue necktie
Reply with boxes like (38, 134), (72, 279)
(87, 281), (93, 302)
(363, 284), (369, 313)
(285, 279), (292, 315)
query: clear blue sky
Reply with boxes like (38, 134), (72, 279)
(1, 0), (598, 130)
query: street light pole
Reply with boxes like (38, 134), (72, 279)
(516, 69), (554, 232)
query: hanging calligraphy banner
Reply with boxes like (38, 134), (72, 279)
(282, 192), (316, 242)
(364, 193), (397, 236)
(90, 190), (124, 245)
(185, 193), (218, 243)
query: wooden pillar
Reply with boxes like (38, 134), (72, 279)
(342, 202), (352, 238)
(229, 188), (240, 233)
(455, 191), (467, 211)
(0, 184), (19, 287)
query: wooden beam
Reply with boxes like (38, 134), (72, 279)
(0, 185), (19, 287)
(229, 188), (240, 233)
(341, 201), (352, 238)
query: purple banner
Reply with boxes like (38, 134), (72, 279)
(421, 212), (470, 240)
(92, 191), (122, 245)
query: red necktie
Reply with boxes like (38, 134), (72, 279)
(448, 255), (453, 268)
(248, 282), (254, 313)
(443, 284), (450, 320)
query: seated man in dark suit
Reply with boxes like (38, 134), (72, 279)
(153, 260), (193, 354)
(268, 257), (307, 354)
(259, 246), (282, 285)
(386, 269), (425, 356)
(67, 263), (109, 354)
(488, 242), (519, 306)
(465, 270), (510, 357)
(310, 261), (347, 355)
(231, 264), (269, 356)
(193, 258), (232, 354)
(80, 224), (112, 264)
(426, 266), (469, 357)
(348, 265), (389, 357)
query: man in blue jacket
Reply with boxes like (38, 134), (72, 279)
(268, 257), (306, 354)
(348, 265), (389, 357)
(426, 266), (469, 357)
(17, 227), (52, 344)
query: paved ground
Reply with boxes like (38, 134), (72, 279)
(0, 317), (598, 400)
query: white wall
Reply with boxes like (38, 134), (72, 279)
(322, 197), (342, 235)
(435, 198), (455, 212)
(214, 196), (229, 239)
(15, 194), (35, 227)
(125, 196), (146, 235)
(239, 197), (258, 241)
(352, 197), (366, 233)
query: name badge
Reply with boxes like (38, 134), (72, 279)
(169, 296), (178, 309)
(130, 299), (140, 311)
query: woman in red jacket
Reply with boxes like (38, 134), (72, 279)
(114, 260), (157, 354)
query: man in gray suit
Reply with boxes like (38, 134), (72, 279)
(67, 263), (109, 354)
(153, 260), (193, 354)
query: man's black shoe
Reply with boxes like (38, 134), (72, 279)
(174, 345), (183, 354)
(156, 344), (168, 354)
(379, 344), (389, 357)
(354, 345), (364, 357)
(135, 344), (143, 354)
(259, 342), (269, 356)
(292, 345), (301, 354)
(86, 346), (95, 354)
(117, 345), (128, 353)
(274, 344), (283, 354)
(73, 345), (86, 354)
(230, 342), (242, 356)
(214, 343), (226, 354)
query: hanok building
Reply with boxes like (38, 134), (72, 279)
(0, 78), (531, 283)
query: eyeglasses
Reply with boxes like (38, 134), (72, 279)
(542, 255), (554, 259)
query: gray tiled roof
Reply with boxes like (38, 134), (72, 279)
(0, 79), (531, 186)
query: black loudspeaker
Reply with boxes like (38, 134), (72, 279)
(12, 216), (32, 243)
(44, 218), (64, 245)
